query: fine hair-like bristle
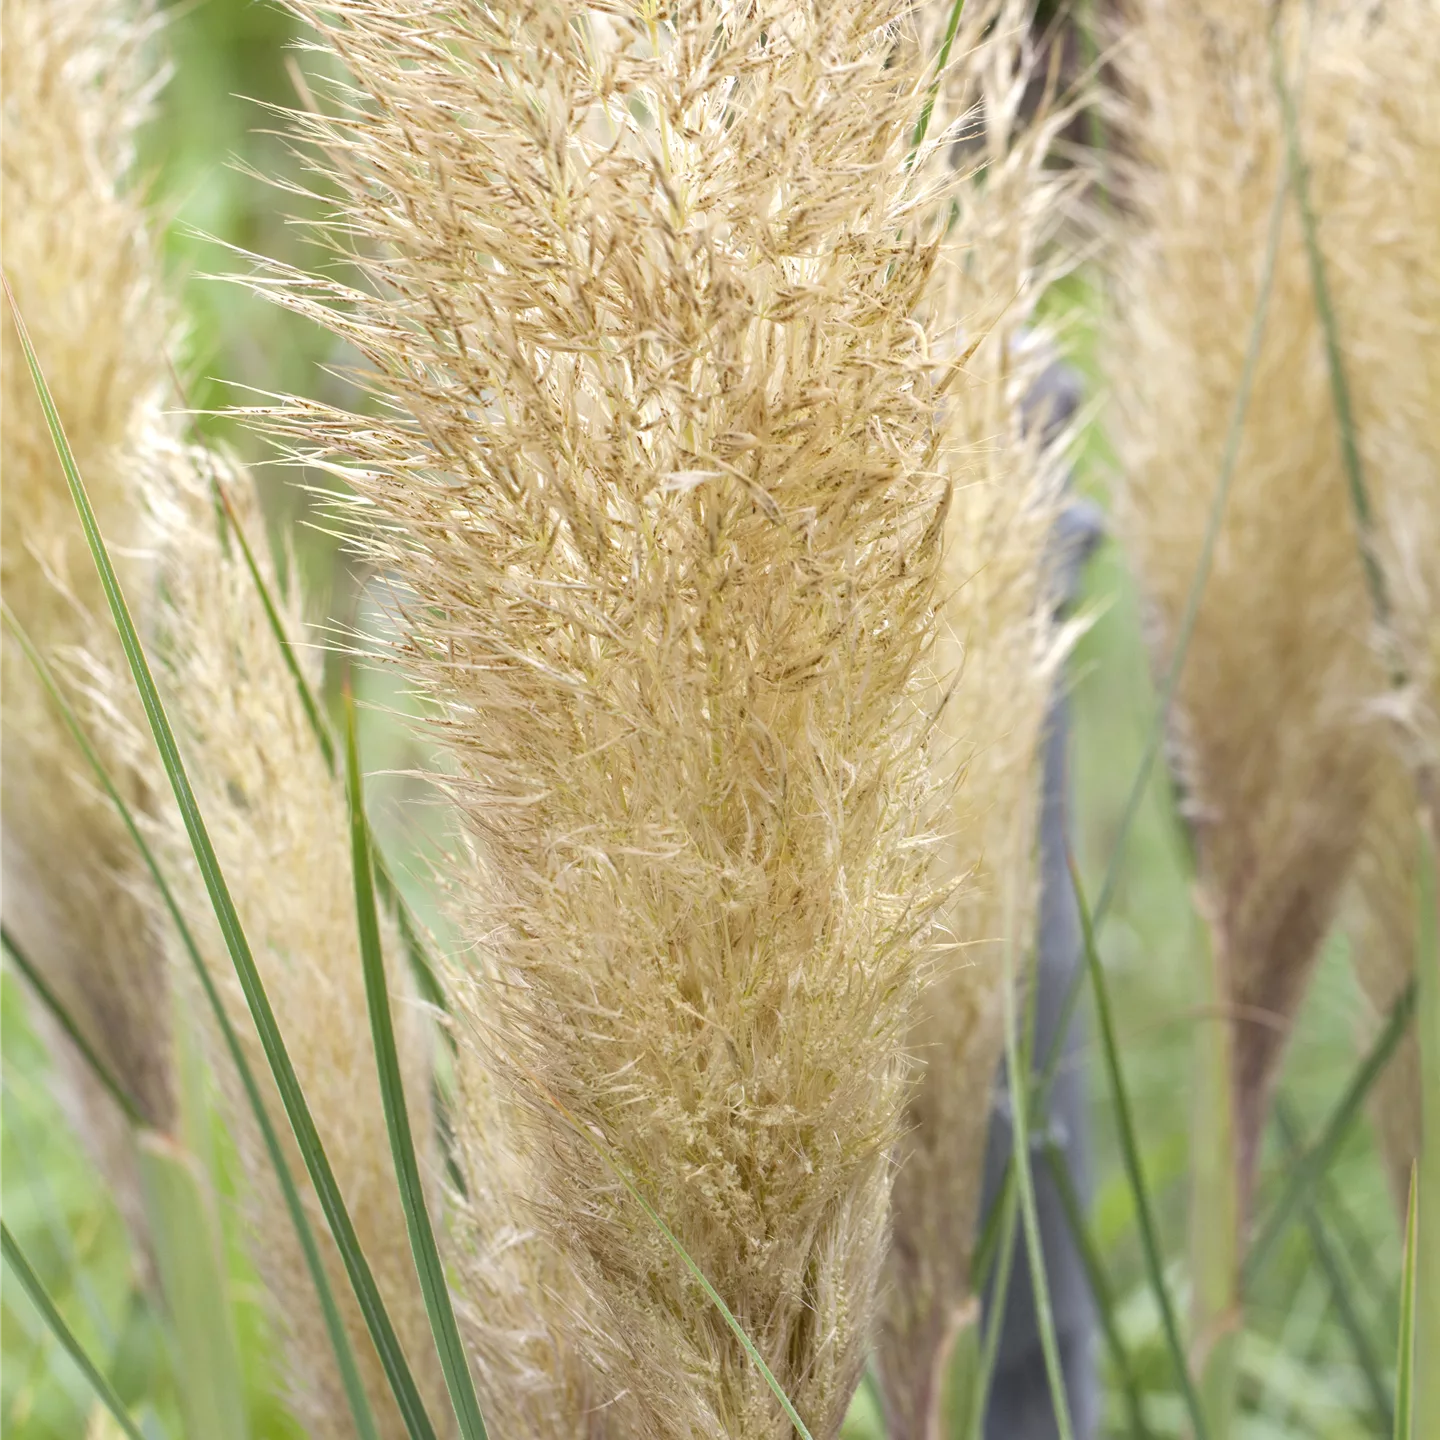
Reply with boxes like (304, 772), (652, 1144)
(247, 2), (981, 1433)
(877, 5), (1080, 1433)
(1106, 0), (1387, 1210)
(1, 0), (176, 1214)
(145, 454), (449, 1438)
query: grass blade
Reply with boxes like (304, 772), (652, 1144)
(968, 147), (1301, 1283)
(3, 276), (421, 1440)
(0, 921), (144, 1129)
(1267, 19), (1390, 627)
(1244, 977), (1416, 1286)
(1395, 1165), (1418, 1440)
(1044, 1139), (1154, 1440)
(1414, 812), (1439, 1440)
(207, 475), (450, 1016)
(1274, 1100), (1393, 1434)
(344, 696), (489, 1440)
(0, 1221), (146, 1440)
(1, 598), (385, 1440)
(1065, 842), (1209, 1440)
(137, 1133), (249, 1440)
(1000, 920), (1076, 1440)
(910, 0), (967, 160)
(965, 1179), (1021, 1440)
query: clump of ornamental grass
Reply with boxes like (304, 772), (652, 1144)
(876, 5), (1083, 1434)
(142, 453), (449, 1438)
(1, 0), (175, 1229)
(1107, 0), (1387, 1214)
(243, 1), (994, 1433)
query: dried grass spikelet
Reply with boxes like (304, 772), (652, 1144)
(1107, 0), (1389, 1210)
(144, 452), (448, 1439)
(1343, 751), (1422, 1221)
(1, 0), (175, 1215)
(248, 2), (968, 1434)
(876, 6), (1081, 1435)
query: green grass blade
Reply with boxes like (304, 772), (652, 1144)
(1, 1221), (147, 1440)
(1395, 1165), (1418, 1440)
(137, 1133), (249, 1440)
(1045, 1139), (1154, 1440)
(964, 1180), (1020, 1440)
(1274, 1100), (1393, 1434)
(0, 920), (144, 1129)
(1000, 925), (1075, 1440)
(909, 0), (966, 160)
(1267, 20), (1390, 628)
(4, 597), (381, 1440)
(966, 150), (1303, 1280)
(210, 474), (449, 1017)
(526, 1074), (815, 1440)
(2, 589), (385, 1440)
(1244, 978), (1416, 1286)
(3, 277), (422, 1440)
(1414, 814), (1438, 1440)
(1065, 843), (1210, 1440)
(344, 697), (489, 1440)
(211, 474), (335, 773)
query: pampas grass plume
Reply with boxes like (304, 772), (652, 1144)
(145, 456), (449, 1438)
(877, 4), (1080, 1432)
(247, 1), (984, 1433)
(1108, 0), (1386, 1209)
(2, 0), (175, 1216)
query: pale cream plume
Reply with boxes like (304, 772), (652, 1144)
(878, 4), (1081, 1434)
(2, 0), (175, 1248)
(145, 453), (449, 1438)
(1108, 0), (1387, 1210)
(244, 1), (996, 1433)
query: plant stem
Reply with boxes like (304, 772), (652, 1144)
(1190, 917), (1241, 1440)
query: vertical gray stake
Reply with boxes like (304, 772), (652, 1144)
(981, 358), (1103, 1440)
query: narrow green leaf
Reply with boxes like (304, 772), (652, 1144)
(526, 1071), (815, 1440)
(1244, 978), (1416, 1286)
(965, 1179), (1020, 1440)
(210, 474), (449, 1018)
(1274, 1100), (1392, 1434)
(345, 696), (489, 1440)
(909, 0), (967, 160)
(1044, 1139), (1154, 1440)
(970, 148), (1300, 1280)
(2, 593), (385, 1440)
(1267, 20), (1391, 630)
(1395, 1165), (1418, 1440)
(0, 1221), (147, 1440)
(1413, 814), (1439, 1440)
(4, 276), (421, 1440)
(1065, 843), (1210, 1440)
(1000, 921), (1076, 1440)
(0, 920), (144, 1129)
(137, 1133), (249, 1440)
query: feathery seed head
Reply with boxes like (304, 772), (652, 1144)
(1108, 0), (1388, 1208)
(248, 1), (985, 1432)
(2, 0), (176, 1149)
(145, 455), (448, 1439)
(875, 6), (1083, 1430)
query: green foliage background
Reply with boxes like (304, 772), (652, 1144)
(0, 2), (1407, 1435)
